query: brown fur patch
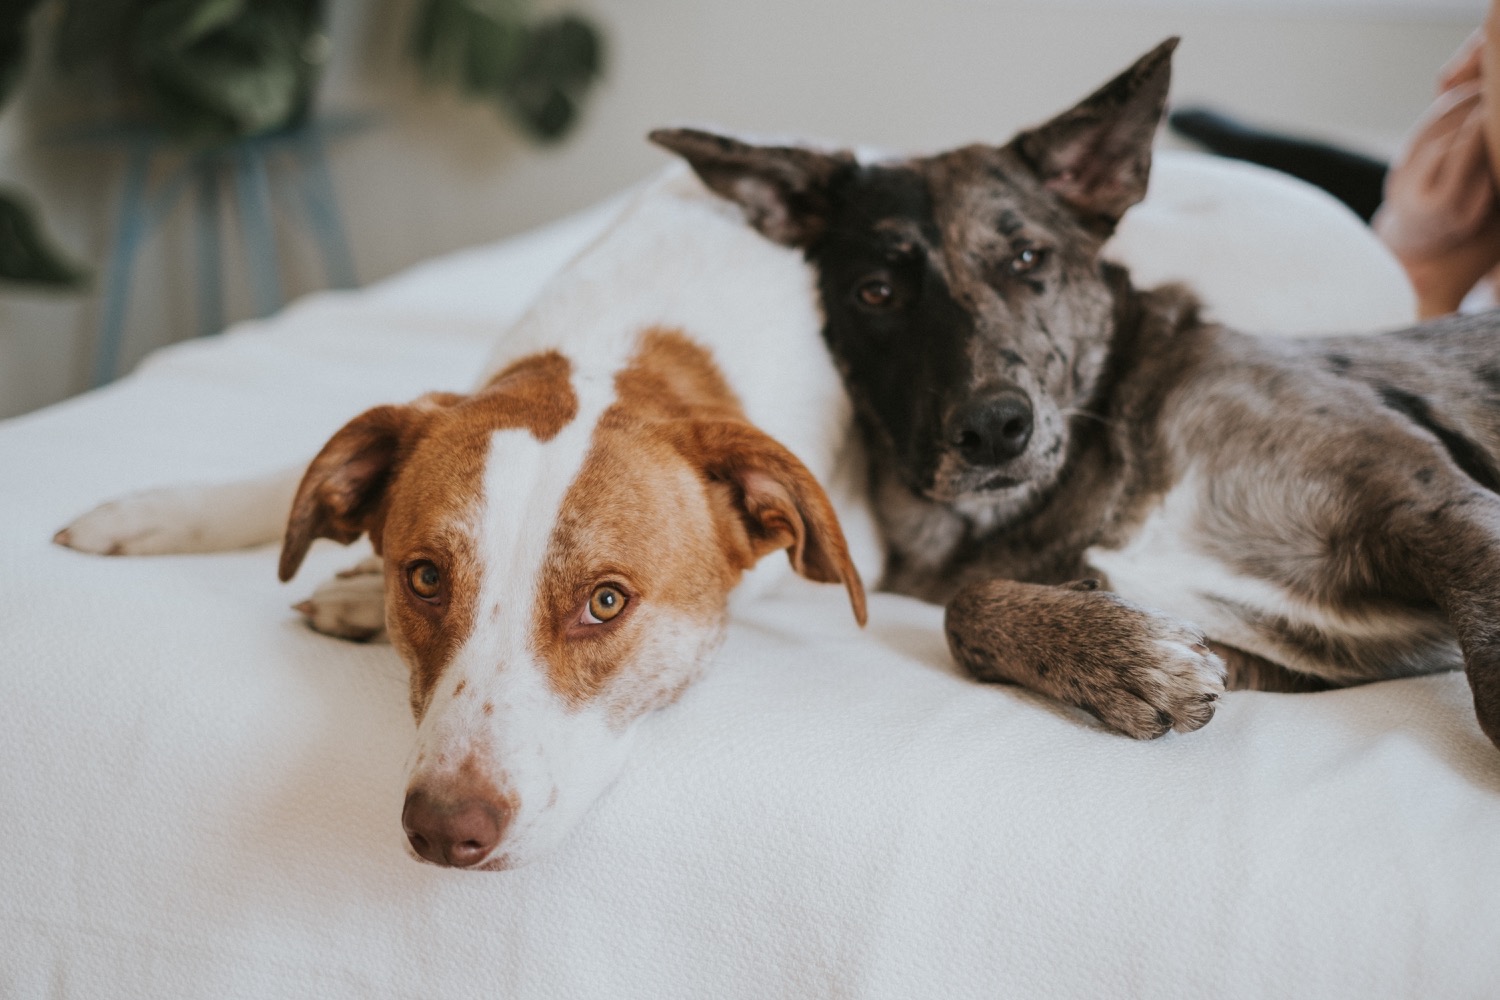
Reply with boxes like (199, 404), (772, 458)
(477, 351), (579, 442)
(535, 327), (865, 710)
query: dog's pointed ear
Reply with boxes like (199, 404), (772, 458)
(649, 127), (854, 247)
(1010, 36), (1177, 230)
(278, 394), (457, 582)
(687, 420), (867, 625)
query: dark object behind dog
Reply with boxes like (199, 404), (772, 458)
(1168, 107), (1387, 222)
(654, 38), (1500, 751)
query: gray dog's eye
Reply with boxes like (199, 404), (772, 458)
(1009, 247), (1048, 275)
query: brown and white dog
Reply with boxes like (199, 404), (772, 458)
(655, 38), (1500, 752)
(57, 169), (868, 869)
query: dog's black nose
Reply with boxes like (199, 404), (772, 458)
(948, 392), (1034, 465)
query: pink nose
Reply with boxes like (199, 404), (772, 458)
(402, 786), (510, 868)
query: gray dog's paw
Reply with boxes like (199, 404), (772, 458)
(296, 557), (388, 643)
(946, 580), (1226, 740)
(1084, 602), (1227, 739)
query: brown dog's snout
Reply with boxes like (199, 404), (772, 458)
(947, 391), (1034, 465)
(402, 783), (511, 868)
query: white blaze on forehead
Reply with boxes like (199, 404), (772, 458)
(408, 367), (630, 864)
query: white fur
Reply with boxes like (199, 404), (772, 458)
(56, 465), (300, 555)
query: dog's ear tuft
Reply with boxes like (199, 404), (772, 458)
(686, 419), (868, 626)
(278, 399), (446, 582)
(1010, 37), (1178, 230)
(649, 128), (853, 247)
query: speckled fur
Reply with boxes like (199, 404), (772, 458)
(659, 39), (1500, 748)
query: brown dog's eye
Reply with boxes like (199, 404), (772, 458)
(407, 561), (442, 601)
(856, 278), (895, 308)
(1009, 247), (1047, 276)
(585, 584), (627, 623)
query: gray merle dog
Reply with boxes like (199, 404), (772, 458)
(653, 38), (1500, 750)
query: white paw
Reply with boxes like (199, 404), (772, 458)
(55, 487), (221, 555)
(55, 469), (299, 556)
(296, 557), (388, 643)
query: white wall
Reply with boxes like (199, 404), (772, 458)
(0, 0), (1478, 418)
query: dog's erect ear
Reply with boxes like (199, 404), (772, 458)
(685, 420), (867, 625)
(1010, 37), (1177, 230)
(278, 395), (456, 582)
(649, 128), (854, 247)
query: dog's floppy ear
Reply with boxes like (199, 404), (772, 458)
(685, 419), (867, 625)
(1010, 36), (1177, 231)
(649, 128), (854, 247)
(278, 394), (457, 582)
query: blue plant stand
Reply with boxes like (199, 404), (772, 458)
(64, 114), (372, 386)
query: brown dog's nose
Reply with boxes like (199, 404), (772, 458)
(948, 391), (1034, 465)
(402, 787), (509, 868)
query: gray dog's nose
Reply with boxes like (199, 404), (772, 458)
(948, 392), (1034, 465)
(402, 787), (508, 868)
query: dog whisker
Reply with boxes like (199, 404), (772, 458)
(1062, 407), (1112, 428)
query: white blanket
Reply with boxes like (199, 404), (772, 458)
(5, 151), (1497, 999)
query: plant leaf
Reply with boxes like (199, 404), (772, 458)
(133, 0), (326, 144)
(54, 0), (142, 73)
(502, 14), (601, 141)
(0, 188), (87, 288)
(0, 0), (48, 107)
(408, 0), (602, 142)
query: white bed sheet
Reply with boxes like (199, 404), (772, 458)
(5, 152), (1498, 1000)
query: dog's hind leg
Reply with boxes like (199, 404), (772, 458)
(1393, 489), (1500, 750)
(945, 577), (1226, 739)
(54, 463), (304, 556)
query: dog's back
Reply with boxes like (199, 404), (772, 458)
(487, 167), (847, 482)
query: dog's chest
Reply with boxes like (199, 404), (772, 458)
(1085, 477), (1275, 642)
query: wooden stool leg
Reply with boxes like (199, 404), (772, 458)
(234, 144), (283, 317)
(194, 157), (225, 338)
(93, 142), (152, 387)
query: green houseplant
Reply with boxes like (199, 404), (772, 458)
(0, 0), (84, 287)
(0, 0), (604, 286)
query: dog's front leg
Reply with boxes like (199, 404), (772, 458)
(294, 556), (388, 643)
(945, 577), (1227, 739)
(55, 464), (304, 556)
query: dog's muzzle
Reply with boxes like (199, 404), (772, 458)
(945, 390), (1034, 467)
